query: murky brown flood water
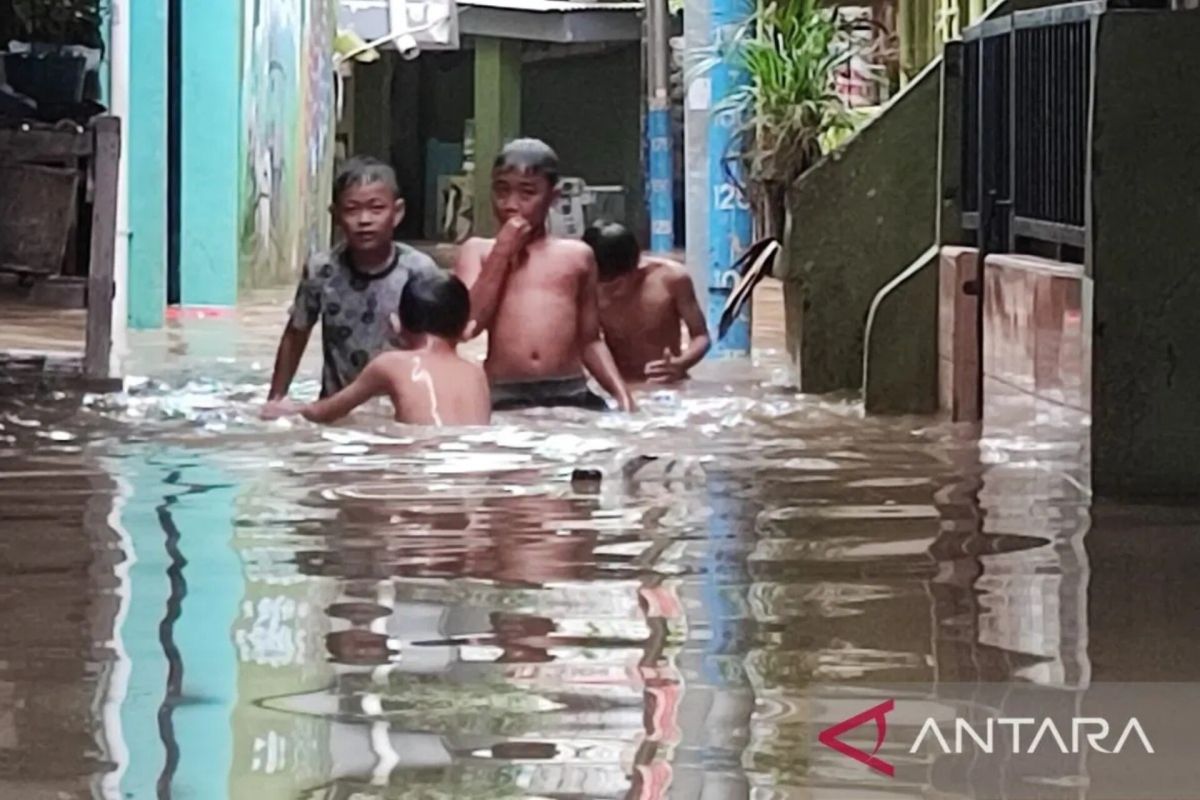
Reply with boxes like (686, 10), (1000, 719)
(3, 287), (1200, 799)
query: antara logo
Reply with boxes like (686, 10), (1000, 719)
(817, 700), (1155, 777)
(818, 700), (896, 776)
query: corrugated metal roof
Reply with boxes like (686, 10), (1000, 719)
(458, 0), (643, 12)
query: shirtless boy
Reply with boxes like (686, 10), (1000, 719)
(585, 221), (711, 383)
(454, 139), (634, 412)
(265, 272), (491, 426)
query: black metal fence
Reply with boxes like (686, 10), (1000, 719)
(960, 2), (1099, 255)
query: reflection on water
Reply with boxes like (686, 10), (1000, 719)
(2, 294), (1198, 799)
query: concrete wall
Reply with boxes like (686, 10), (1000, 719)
(179, 0), (242, 306)
(523, 44), (646, 238)
(356, 51), (475, 239)
(126, 1), (168, 328)
(116, 0), (336, 319)
(376, 43), (645, 241)
(413, 51), (475, 239)
(1089, 10), (1200, 498)
(864, 250), (939, 414)
(782, 57), (941, 396)
(237, 0), (338, 292)
(862, 44), (965, 417)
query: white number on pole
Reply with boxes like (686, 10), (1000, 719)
(713, 183), (749, 211)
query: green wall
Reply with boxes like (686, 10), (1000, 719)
(378, 42), (646, 241)
(1089, 10), (1200, 498)
(782, 59), (942, 396)
(864, 44), (967, 415)
(419, 51), (476, 144)
(523, 44), (646, 237)
(474, 38), (523, 238)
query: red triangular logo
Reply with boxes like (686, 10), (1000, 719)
(817, 699), (895, 777)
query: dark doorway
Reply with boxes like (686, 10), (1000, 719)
(166, 0), (183, 305)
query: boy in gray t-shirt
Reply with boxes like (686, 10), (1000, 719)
(264, 157), (440, 411)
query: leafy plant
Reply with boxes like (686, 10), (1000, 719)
(697, 0), (888, 235)
(12, 0), (104, 47)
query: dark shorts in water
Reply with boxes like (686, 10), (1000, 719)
(490, 376), (609, 412)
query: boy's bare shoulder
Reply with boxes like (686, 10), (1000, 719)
(547, 237), (596, 275)
(459, 357), (490, 390)
(371, 350), (413, 371)
(645, 257), (690, 285)
(549, 237), (593, 258)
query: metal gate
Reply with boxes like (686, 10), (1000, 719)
(961, 1), (1097, 258)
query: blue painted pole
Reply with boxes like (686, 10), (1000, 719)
(648, 102), (675, 253)
(706, 0), (754, 356)
(646, 0), (675, 254)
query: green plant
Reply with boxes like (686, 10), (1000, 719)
(699, 0), (886, 235)
(12, 0), (104, 46)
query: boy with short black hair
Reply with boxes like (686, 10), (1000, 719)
(585, 220), (711, 383)
(266, 271), (491, 425)
(454, 138), (635, 412)
(263, 156), (441, 416)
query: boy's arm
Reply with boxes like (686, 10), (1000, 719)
(577, 255), (636, 412)
(300, 360), (387, 424)
(454, 217), (530, 339)
(267, 326), (313, 400)
(266, 264), (321, 403)
(646, 269), (711, 382)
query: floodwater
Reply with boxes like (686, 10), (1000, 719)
(3, 285), (1200, 800)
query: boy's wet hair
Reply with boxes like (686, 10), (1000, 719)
(583, 220), (641, 281)
(399, 271), (471, 340)
(493, 138), (560, 186)
(333, 156), (400, 204)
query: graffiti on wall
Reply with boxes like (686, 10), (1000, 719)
(240, 0), (337, 289)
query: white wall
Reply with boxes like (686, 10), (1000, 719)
(107, 0), (131, 375)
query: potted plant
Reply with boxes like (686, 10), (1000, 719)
(4, 0), (105, 106)
(701, 0), (888, 239)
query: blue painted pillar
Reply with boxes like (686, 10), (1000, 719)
(179, 0), (242, 307)
(706, 0), (754, 355)
(648, 103), (675, 254)
(127, 0), (169, 328)
(646, 0), (675, 254)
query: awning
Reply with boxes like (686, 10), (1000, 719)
(338, 0), (461, 52)
(339, 0), (643, 49)
(459, 0), (643, 43)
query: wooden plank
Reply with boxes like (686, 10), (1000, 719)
(0, 127), (94, 163)
(83, 116), (120, 379)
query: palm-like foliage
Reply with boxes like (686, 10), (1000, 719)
(698, 0), (885, 234)
(729, 0), (854, 187)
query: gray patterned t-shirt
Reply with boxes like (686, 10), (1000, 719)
(289, 242), (441, 397)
